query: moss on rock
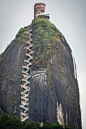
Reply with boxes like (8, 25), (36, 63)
(32, 18), (63, 70)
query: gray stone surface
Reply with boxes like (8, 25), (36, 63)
(0, 20), (82, 129)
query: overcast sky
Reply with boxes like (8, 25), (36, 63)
(0, 0), (86, 128)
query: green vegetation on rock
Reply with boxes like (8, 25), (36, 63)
(32, 18), (63, 70)
(15, 27), (29, 42)
(0, 25), (30, 64)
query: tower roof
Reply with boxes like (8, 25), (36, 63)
(34, 2), (46, 7)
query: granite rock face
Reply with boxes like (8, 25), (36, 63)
(0, 18), (82, 129)
(0, 25), (30, 117)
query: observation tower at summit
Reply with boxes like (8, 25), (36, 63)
(34, 3), (50, 19)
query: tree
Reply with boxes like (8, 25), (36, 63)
(65, 125), (70, 129)
(0, 108), (4, 115)
(0, 112), (70, 129)
(0, 114), (25, 129)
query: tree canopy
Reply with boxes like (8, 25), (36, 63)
(0, 109), (70, 129)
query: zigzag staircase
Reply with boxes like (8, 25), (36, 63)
(20, 27), (34, 122)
